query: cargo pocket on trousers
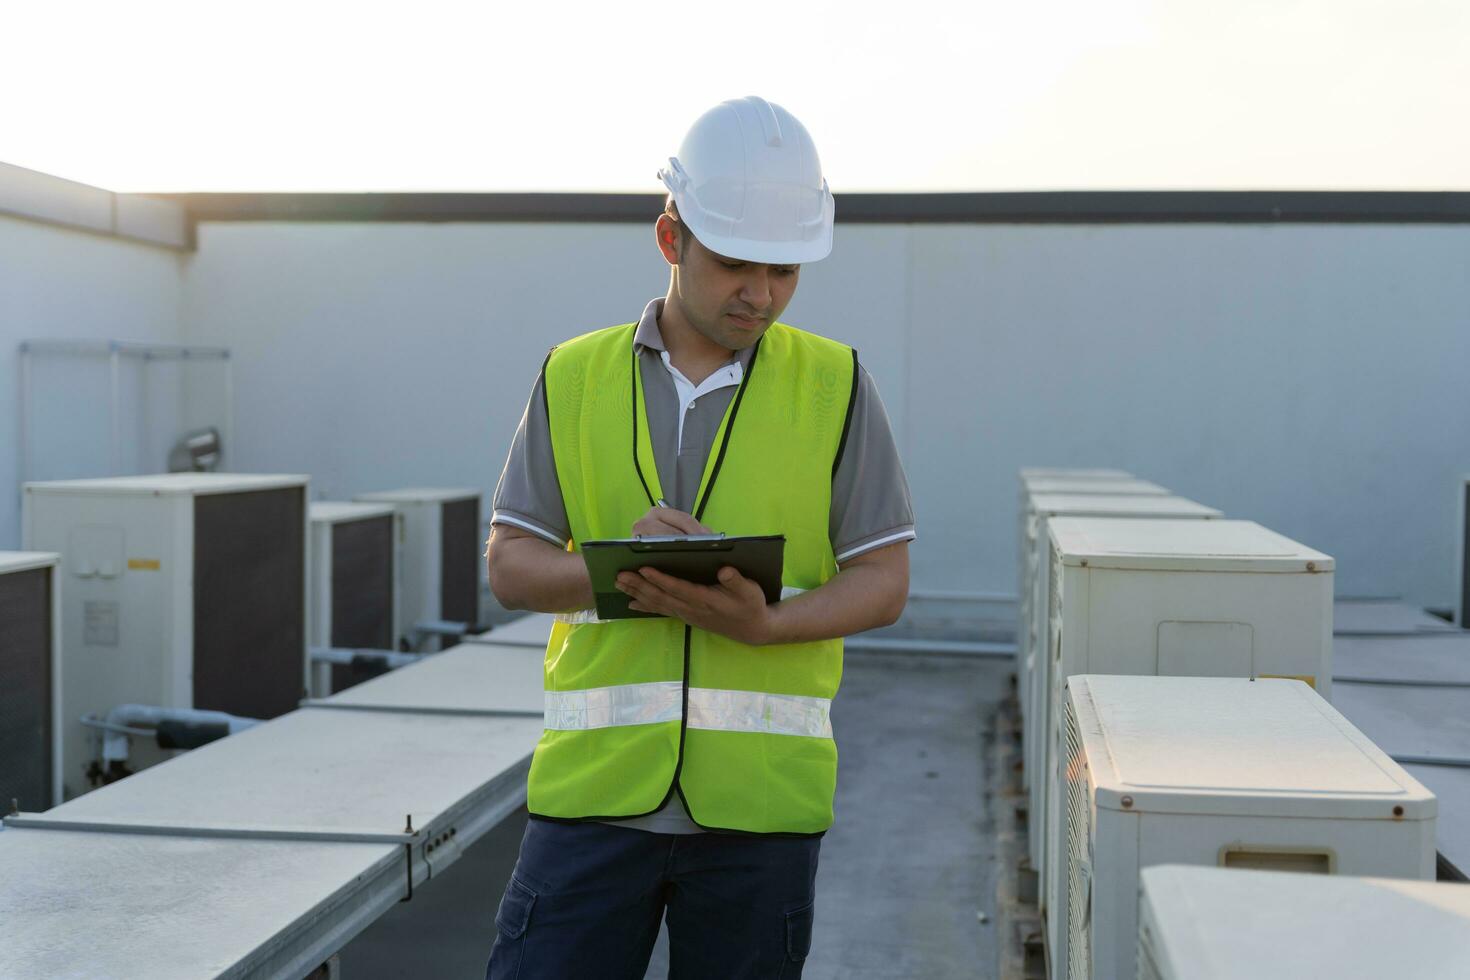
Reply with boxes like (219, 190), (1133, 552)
(785, 901), (814, 962)
(495, 874), (538, 941)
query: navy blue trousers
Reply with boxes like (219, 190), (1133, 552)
(486, 817), (822, 979)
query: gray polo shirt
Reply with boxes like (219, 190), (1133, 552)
(492, 297), (915, 833)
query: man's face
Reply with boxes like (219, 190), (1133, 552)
(668, 220), (800, 351)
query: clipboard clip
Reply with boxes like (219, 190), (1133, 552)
(633, 532), (727, 542)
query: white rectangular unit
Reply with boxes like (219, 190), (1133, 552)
(1016, 474), (1161, 658)
(1019, 468), (1135, 481)
(1061, 675), (1435, 980)
(1040, 517), (1334, 958)
(22, 474), (309, 799)
(1019, 495), (1222, 870)
(1021, 477), (1170, 497)
(0, 552), (62, 810)
(1015, 470), (1146, 778)
(1138, 865), (1470, 980)
(354, 488), (480, 650)
(308, 502), (401, 696)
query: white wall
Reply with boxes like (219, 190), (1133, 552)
(0, 214), (187, 548)
(181, 220), (1470, 609)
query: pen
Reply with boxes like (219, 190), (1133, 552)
(656, 498), (671, 509)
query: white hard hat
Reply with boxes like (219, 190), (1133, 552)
(658, 96), (834, 265)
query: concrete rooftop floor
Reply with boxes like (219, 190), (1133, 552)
(336, 648), (1008, 978)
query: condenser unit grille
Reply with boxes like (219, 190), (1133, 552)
(194, 488), (305, 719)
(1222, 850), (1330, 874)
(0, 567), (52, 810)
(330, 516), (394, 649)
(439, 497), (479, 627)
(1048, 545), (1062, 625)
(329, 515), (395, 693)
(1064, 698), (1092, 980)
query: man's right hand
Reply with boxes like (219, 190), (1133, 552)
(632, 506), (711, 537)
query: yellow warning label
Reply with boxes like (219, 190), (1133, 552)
(127, 558), (161, 571)
(1259, 673), (1316, 689)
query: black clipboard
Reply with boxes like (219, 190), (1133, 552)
(579, 534), (785, 621)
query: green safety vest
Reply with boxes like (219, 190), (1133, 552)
(527, 320), (858, 835)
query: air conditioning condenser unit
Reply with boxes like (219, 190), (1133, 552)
(23, 473), (308, 798)
(354, 488), (480, 650)
(1040, 517), (1334, 963)
(308, 502), (400, 695)
(1060, 674), (1434, 980)
(1018, 494), (1222, 872)
(1137, 864), (1470, 980)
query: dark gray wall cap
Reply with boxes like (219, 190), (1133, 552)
(164, 190), (1470, 225)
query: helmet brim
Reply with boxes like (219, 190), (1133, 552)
(680, 214), (834, 265)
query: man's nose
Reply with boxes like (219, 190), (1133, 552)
(740, 267), (772, 310)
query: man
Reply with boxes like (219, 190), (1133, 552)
(484, 96), (914, 979)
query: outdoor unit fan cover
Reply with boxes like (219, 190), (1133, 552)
(0, 562), (55, 810)
(329, 513), (395, 692)
(193, 488), (306, 718)
(439, 496), (479, 627)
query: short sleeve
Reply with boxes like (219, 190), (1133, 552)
(830, 364), (916, 562)
(490, 367), (572, 547)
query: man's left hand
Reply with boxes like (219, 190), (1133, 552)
(616, 565), (773, 645)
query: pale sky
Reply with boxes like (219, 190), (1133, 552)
(4, 0), (1467, 193)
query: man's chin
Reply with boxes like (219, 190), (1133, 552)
(721, 329), (765, 351)
(720, 316), (769, 348)
(691, 321), (764, 351)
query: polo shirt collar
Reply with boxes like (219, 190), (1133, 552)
(633, 297), (757, 370)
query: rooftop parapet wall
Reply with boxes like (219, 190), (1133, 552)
(0, 162), (189, 250)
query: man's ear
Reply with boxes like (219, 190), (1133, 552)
(655, 213), (681, 266)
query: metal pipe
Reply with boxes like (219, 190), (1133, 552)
(1335, 675), (1470, 689)
(94, 703), (261, 764)
(18, 342), (31, 513)
(222, 352), (235, 471)
(906, 589), (1018, 604)
(310, 646), (425, 670)
(1392, 753), (1470, 770)
(18, 339), (230, 359)
(109, 345), (122, 475)
(1333, 629), (1458, 637)
(844, 636), (1016, 658)
(78, 716), (152, 737)
(412, 619), (474, 640)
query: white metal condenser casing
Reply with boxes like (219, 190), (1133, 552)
(1013, 469), (1145, 802)
(1061, 675), (1435, 980)
(22, 474), (309, 799)
(1040, 517), (1335, 972)
(308, 502), (402, 696)
(1022, 477), (1170, 497)
(1018, 468), (1136, 481)
(1019, 495), (1221, 877)
(354, 488), (480, 650)
(1137, 865), (1470, 980)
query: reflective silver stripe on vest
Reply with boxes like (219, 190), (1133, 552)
(543, 683), (832, 739)
(544, 681), (683, 730)
(688, 687), (832, 739)
(553, 608), (611, 625)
